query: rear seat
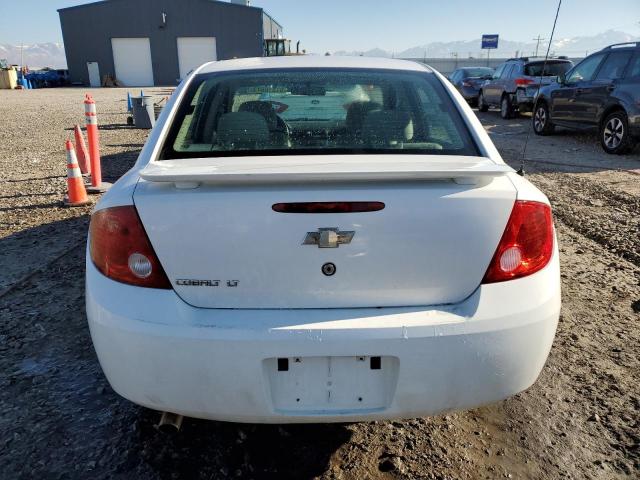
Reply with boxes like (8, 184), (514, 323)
(239, 101), (290, 147)
(345, 102), (382, 137)
(362, 110), (414, 147)
(217, 112), (270, 149)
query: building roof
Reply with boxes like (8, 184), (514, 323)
(58, 0), (283, 35)
(59, 0), (260, 14)
(198, 55), (432, 74)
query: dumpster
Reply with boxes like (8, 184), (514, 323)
(132, 96), (155, 129)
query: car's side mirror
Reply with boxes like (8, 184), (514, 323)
(557, 72), (567, 85)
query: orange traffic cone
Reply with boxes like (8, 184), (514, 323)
(63, 140), (90, 207)
(73, 125), (91, 176)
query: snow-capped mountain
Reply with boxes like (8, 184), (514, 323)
(0, 43), (67, 69)
(334, 30), (639, 59)
(0, 30), (637, 69)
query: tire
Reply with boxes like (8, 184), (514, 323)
(500, 94), (514, 119)
(600, 111), (634, 155)
(532, 102), (555, 136)
(477, 91), (489, 112)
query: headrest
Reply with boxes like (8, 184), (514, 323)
(362, 110), (414, 146)
(217, 112), (270, 147)
(346, 102), (382, 133)
(238, 101), (279, 130)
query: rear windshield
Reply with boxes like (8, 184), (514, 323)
(160, 69), (479, 159)
(463, 68), (494, 78)
(524, 61), (573, 76)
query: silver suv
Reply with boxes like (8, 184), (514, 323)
(478, 57), (573, 118)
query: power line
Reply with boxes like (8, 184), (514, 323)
(532, 35), (547, 57)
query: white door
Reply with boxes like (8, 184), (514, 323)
(87, 62), (100, 87)
(177, 37), (217, 80)
(111, 38), (154, 86)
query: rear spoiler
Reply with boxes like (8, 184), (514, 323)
(139, 155), (514, 186)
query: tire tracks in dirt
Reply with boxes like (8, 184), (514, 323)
(529, 172), (640, 268)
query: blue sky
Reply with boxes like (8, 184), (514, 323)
(1, 0), (639, 51)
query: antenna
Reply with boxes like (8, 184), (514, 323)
(519, 0), (562, 176)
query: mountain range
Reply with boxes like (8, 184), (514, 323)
(333, 30), (639, 59)
(0, 30), (638, 69)
(0, 42), (67, 69)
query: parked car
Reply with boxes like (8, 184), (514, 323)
(86, 56), (560, 424)
(448, 67), (494, 105)
(532, 43), (640, 154)
(478, 57), (573, 118)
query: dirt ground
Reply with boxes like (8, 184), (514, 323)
(0, 88), (638, 480)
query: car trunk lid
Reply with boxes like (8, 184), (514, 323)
(134, 155), (516, 309)
(465, 77), (489, 88)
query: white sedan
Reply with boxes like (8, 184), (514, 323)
(86, 56), (560, 424)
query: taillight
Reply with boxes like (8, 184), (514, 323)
(89, 206), (171, 289)
(515, 78), (535, 86)
(482, 201), (554, 284)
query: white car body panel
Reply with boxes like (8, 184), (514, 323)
(86, 248), (560, 423)
(85, 56), (561, 422)
(134, 176), (516, 309)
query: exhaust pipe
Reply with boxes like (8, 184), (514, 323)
(157, 411), (184, 433)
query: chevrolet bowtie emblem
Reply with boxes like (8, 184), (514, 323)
(303, 228), (355, 248)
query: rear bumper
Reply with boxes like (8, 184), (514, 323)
(460, 86), (480, 101)
(516, 88), (536, 111)
(86, 251), (560, 423)
(628, 110), (640, 138)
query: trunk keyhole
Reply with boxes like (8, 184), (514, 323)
(322, 262), (336, 276)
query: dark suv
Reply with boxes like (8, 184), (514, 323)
(533, 43), (640, 154)
(478, 57), (573, 119)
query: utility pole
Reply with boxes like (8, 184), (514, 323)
(532, 35), (546, 57)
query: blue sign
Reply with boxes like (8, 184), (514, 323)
(482, 34), (499, 49)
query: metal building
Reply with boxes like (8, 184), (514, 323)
(58, 0), (283, 87)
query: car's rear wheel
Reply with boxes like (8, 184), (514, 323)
(532, 102), (554, 136)
(500, 95), (514, 119)
(477, 91), (489, 112)
(601, 111), (635, 154)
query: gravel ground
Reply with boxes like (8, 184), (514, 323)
(0, 89), (638, 480)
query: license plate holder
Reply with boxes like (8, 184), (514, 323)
(265, 355), (399, 413)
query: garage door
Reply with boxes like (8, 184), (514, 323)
(177, 37), (217, 80)
(111, 38), (154, 86)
